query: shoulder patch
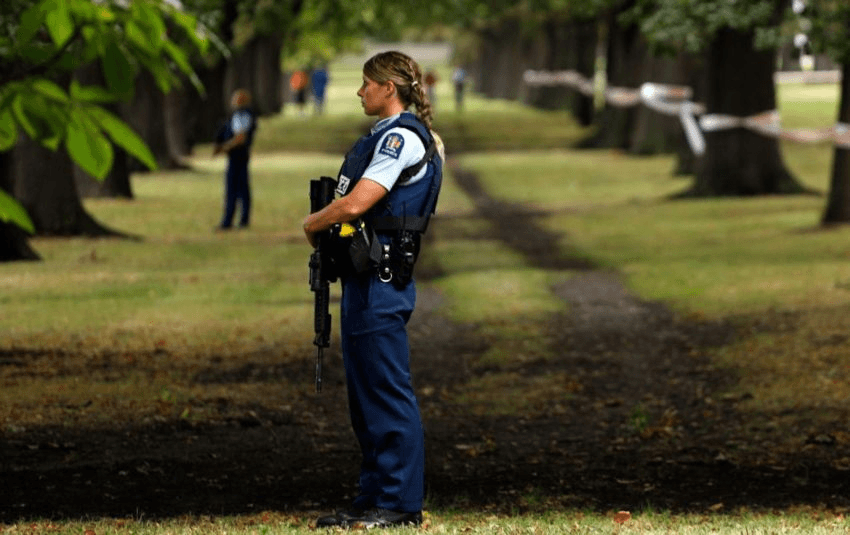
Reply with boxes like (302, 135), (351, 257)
(378, 133), (405, 159)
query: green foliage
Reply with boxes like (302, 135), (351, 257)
(0, 190), (35, 234)
(283, 30), (362, 71)
(0, 0), (208, 233)
(629, 0), (786, 52)
(804, 0), (850, 63)
(281, 0), (402, 65)
(427, 0), (614, 31)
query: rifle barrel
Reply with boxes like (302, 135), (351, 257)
(315, 346), (323, 393)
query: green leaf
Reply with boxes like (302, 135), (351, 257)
(169, 9), (209, 54)
(0, 190), (35, 235)
(69, 80), (118, 103)
(87, 105), (157, 171)
(65, 115), (113, 179)
(0, 108), (18, 152)
(11, 94), (39, 139)
(125, 20), (157, 53)
(133, 2), (166, 50)
(31, 78), (70, 103)
(101, 43), (136, 97)
(17, 1), (48, 48)
(16, 91), (69, 145)
(162, 39), (192, 76)
(35, 106), (65, 150)
(91, 3), (116, 23)
(45, 0), (74, 47)
(17, 44), (55, 65)
(136, 55), (174, 93)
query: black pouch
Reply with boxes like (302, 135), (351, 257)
(389, 231), (420, 288)
(347, 221), (382, 274)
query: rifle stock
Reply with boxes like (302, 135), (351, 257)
(309, 177), (337, 393)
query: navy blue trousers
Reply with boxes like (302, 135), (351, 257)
(220, 159), (251, 228)
(340, 273), (424, 513)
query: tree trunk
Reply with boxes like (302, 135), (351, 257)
(515, 24), (548, 104)
(689, 28), (804, 196)
(74, 148), (132, 198)
(491, 19), (523, 99)
(73, 62), (134, 198)
(11, 136), (122, 237)
(0, 221), (39, 261)
(187, 61), (229, 146)
(822, 62), (850, 224)
(474, 19), (519, 99)
(525, 18), (597, 127)
(672, 53), (706, 176)
(525, 19), (571, 110)
(225, 41), (257, 108)
(777, 41), (801, 72)
(252, 33), (283, 115)
(163, 86), (192, 167)
(224, 34), (282, 116)
(580, 4), (644, 149)
(0, 152), (39, 261)
(473, 29), (498, 96)
(629, 51), (693, 155)
(183, 0), (238, 147)
(571, 19), (598, 127)
(122, 71), (176, 173)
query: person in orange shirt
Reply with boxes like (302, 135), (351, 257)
(290, 69), (308, 115)
(424, 69), (437, 106)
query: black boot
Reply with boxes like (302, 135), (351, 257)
(349, 508), (423, 529)
(315, 507), (368, 528)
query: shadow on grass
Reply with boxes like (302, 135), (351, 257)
(2, 160), (850, 522)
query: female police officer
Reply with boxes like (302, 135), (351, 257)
(303, 51), (443, 529)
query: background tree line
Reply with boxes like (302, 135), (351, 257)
(461, 0), (850, 221)
(2, 0), (850, 262)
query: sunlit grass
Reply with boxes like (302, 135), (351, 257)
(542, 194), (850, 315)
(458, 149), (685, 209)
(777, 82), (839, 128)
(435, 269), (565, 324)
(5, 508), (850, 534)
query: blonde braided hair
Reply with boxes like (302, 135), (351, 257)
(363, 51), (434, 130)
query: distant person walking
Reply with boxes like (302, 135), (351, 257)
(424, 70), (438, 107)
(451, 65), (467, 112)
(290, 69), (308, 116)
(311, 66), (330, 115)
(214, 89), (256, 230)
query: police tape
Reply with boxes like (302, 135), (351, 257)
(523, 69), (850, 155)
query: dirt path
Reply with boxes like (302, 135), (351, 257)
(417, 160), (850, 513)
(2, 159), (850, 523)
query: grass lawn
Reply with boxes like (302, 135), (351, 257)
(1, 54), (850, 533)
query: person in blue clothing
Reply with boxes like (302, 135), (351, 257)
(310, 65), (329, 115)
(214, 88), (256, 230)
(303, 51), (444, 529)
(451, 65), (467, 112)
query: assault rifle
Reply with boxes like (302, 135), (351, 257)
(308, 176), (337, 393)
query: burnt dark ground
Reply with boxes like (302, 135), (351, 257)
(2, 160), (850, 523)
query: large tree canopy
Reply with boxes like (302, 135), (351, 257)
(0, 0), (207, 234)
